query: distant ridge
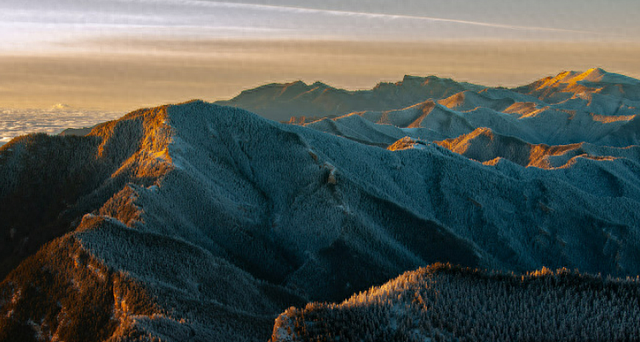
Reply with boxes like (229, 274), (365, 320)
(216, 75), (484, 122)
(301, 69), (640, 147)
(58, 126), (95, 136)
(503, 68), (632, 106)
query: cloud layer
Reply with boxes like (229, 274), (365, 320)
(0, 108), (123, 146)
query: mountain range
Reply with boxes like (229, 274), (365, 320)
(215, 75), (484, 123)
(1, 69), (640, 341)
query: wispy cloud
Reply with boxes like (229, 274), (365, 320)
(139, 0), (594, 35)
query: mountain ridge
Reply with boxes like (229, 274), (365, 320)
(215, 75), (484, 122)
(299, 69), (640, 148)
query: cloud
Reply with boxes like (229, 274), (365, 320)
(136, 0), (594, 34)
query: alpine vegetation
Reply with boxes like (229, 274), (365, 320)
(271, 263), (640, 342)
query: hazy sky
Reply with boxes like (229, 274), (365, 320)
(1, 0), (640, 110)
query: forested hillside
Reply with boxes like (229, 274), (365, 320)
(271, 263), (640, 342)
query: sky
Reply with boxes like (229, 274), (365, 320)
(1, 0), (640, 110)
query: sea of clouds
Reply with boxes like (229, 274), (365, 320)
(0, 106), (124, 146)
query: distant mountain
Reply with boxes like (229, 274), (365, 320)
(217, 69), (640, 134)
(304, 69), (640, 147)
(1, 99), (640, 341)
(433, 127), (640, 169)
(58, 126), (95, 136)
(271, 263), (640, 342)
(514, 68), (640, 108)
(215, 75), (484, 122)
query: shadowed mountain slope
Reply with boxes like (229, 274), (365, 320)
(0, 106), (171, 279)
(1, 97), (640, 340)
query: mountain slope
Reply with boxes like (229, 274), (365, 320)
(515, 68), (640, 107)
(0, 215), (305, 342)
(271, 263), (640, 342)
(432, 127), (640, 169)
(2, 100), (640, 341)
(309, 93), (640, 147)
(0, 102), (480, 341)
(0, 106), (172, 279)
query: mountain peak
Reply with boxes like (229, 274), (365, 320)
(312, 81), (330, 88)
(281, 80), (308, 90)
(402, 75), (428, 83)
(585, 67), (607, 75)
(573, 67), (609, 83)
(514, 68), (640, 104)
(544, 68), (637, 86)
